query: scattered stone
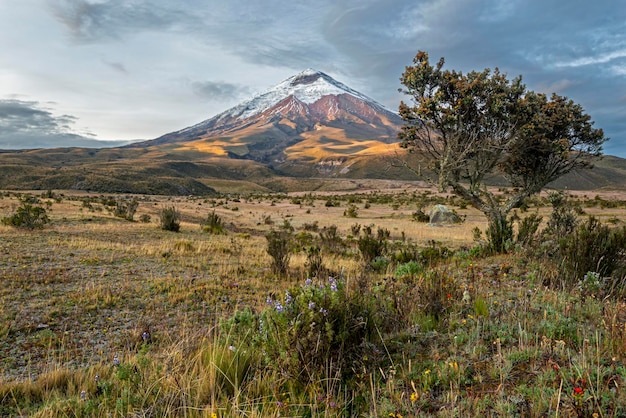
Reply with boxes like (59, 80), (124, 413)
(428, 204), (461, 226)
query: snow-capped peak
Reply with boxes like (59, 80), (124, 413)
(221, 69), (383, 121)
(173, 69), (393, 137)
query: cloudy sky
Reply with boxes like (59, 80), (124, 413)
(1, 0), (625, 157)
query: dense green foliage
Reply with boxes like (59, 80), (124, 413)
(398, 51), (607, 253)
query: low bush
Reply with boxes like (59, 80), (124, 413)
(201, 211), (225, 234)
(113, 198), (138, 221)
(357, 226), (388, 268)
(515, 213), (543, 247)
(266, 229), (292, 276)
(343, 205), (358, 218)
(412, 209), (430, 222)
(319, 225), (345, 254)
(1, 198), (49, 230)
(159, 206), (180, 232)
(304, 245), (324, 278)
(556, 216), (626, 285)
(259, 276), (381, 384)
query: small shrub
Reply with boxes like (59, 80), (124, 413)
(578, 271), (602, 296)
(556, 216), (626, 284)
(259, 277), (379, 383)
(113, 198), (138, 221)
(1, 198), (49, 230)
(304, 245), (324, 278)
(319, 225), (345, 254)
(485, 217), (513, 254)
(201, 211), (225, 234)
(543, 191), (578, 239)
(516, 213), (543, 247)
(159, 206), (180, 232)
(370, 256), (390, 273)
(343, 205), (358, 218)
(357, 226), (387, 267)
(420, 240), (451, 265)
(472, 227), (483, 243)
(393, 244), (420, 264)
(138, 214), (151, 223)
(395, 261), (424, 279)
(412, 209), (430, 223)
(280, 219), (294, 232)
(266, 229), (292, 276)
(302, 221), (319, 232)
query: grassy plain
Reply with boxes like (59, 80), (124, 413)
(1, 187), (626, 417)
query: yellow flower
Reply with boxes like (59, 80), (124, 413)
(410, 392), (419, 402)
(424, 369), (431, 375)
(211, 414), (217, 418)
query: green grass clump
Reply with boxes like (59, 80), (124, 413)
(201, 211), (226, 235)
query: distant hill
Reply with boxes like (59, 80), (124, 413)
(0, 70), (625, 194)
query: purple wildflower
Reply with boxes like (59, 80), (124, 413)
(329, 277), (338, 292)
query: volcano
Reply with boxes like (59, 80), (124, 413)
(136, 69), (403, 167)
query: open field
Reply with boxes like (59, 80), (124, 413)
(1, 187), (626, 416)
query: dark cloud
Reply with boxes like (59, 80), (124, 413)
(0, 100), (130, 149)
(49, 0), (194, 41)
(0, 100), (79, 135)
(49, 0), (340, 68)
(191, 81), (251, 101)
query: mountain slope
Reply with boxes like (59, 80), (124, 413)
(137, 69), (403, 165)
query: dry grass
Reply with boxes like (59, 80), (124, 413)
(1, 188), (626, 416)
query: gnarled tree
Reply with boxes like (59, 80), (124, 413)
(398, 51), (606, 252)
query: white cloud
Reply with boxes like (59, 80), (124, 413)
(554, 49), (626, 68)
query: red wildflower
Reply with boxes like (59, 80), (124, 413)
(573, 387), (584, 396)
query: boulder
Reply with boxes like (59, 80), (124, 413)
(428, 204), (461, 225)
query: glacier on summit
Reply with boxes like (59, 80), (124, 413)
(176, 69), (392, 134)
